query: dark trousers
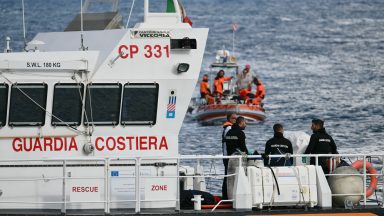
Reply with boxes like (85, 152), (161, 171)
(222, 159), (229, 199)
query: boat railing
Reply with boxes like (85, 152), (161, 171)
(0, 154), (382, 214)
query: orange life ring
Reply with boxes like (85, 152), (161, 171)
(351, 160), (378, 197)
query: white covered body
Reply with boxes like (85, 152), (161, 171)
(284, 131), (311, 165)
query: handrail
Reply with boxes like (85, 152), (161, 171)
(0, 153), (382, 213)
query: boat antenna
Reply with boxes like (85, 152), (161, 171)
(125, 0), (136, 28)
(21, 0), (27, 51)
(232, 22), (237, 57)
(79, 0), (88, 51)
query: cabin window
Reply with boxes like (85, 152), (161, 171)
(84, 83), (122, 126)
(0, 84), (8, 127)
(9, 83), (48, 126)
(52, 83), (84, 126)
(121, 83), (159, 125)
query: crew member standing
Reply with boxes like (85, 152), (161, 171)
(221, 113), (237, 199)
(252, 78), (265, 105)
(224, 116), (249, 199)
(225, 116), (249, 156)
(304, 119), (338, 174)
(264, 124), (293, 166)
(200, 74), (211, 98)
(213, 70), (233, 101)
(199, 74), (214, 104)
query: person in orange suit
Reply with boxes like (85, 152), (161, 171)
(200, 74), (211, 98)
(252, 78), (265, 105)
(213, 70), (233, 102)
(199, 74), (214, 104)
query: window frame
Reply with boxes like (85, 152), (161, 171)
(0, 83), (9, 127)
(84, 83), (122, 126)
(8, 83), (48, 127)
(51, 83), (85, 127)
(120, 83), (159, 126)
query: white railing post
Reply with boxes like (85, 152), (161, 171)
(176, 156), (180, 211)
(104, 159), (110, 214)
(135, 157), (141, 213)
(144, 0), (148, 23)
(61, 160), (67, 214)
(238, 156), (242, 170)
(363, 155), (367, 206)
(382, 155), (384, 208)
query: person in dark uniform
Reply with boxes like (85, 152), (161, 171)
(264, 123), (293, 166)
(304, 119), (338, 174)
(221, 113), (237, 199)
(225, 116), (249, 156)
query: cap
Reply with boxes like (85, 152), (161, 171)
(245, 64), (251, 70)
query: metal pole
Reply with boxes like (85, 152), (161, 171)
(363, 155), (367, 206)
(232, 29), (235, 57)
(382, 155), (384, 208)
(61, 160), (67, 214)
(237, 156), (242, 172)
(104, 159), (110, 214)
(80, 0), (83, 32)
(176, 157), (180, 211)
(144, 0), (148, 23)
(135, 158), (141, 213)
(21, 0), (27, 50)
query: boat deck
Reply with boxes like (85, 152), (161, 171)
(0, 207), (382, 215)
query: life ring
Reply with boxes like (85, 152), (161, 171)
(351, 160), (378, 197)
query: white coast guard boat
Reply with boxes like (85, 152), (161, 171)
(0, 1), (383, 215)
(0, 0), (208, 213)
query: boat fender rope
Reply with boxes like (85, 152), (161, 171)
(292, 167), (305, 204)
(268, 166), (280, 195)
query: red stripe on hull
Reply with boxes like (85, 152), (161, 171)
(194, 104), (266, 124)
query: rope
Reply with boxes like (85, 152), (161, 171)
(292, 167), (306, 205)
(268, 166), (279, 208)
(0, 72), (88, 136)
(73, 72), (94, 136)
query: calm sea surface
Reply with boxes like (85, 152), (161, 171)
(0, 0), (383, 156)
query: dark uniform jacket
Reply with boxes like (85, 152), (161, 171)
(265, 132), (293, 166)
(225, 124), (248, 156)
(304, 128), (338, 173)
